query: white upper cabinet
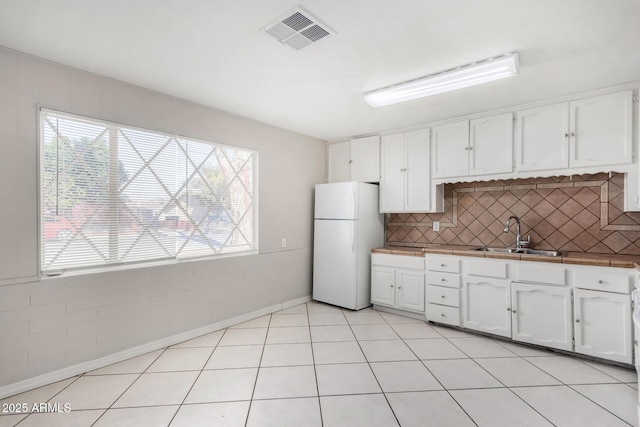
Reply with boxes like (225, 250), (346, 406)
(380, 129), (442, 213)
(469, 113), (514, 175)
(433, 113), (513, 179)
(327, 136), (380, 183)
(516, 102), (570, 172)
(569, 90), (633, 168)
(516, 90), (633, 173)
(432, 120), (469, 178)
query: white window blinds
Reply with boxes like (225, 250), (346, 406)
(40, 109), (258, 273)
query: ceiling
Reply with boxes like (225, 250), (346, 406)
(0, 0), (639, 141)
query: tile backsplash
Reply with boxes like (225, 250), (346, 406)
(386, 173), (640, 255)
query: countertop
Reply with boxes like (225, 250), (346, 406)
(372, 245), (640, 269)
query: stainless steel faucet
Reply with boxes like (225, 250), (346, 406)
(503, 215), (530, 249)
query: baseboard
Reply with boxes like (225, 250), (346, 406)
(0, 295), (311, 399)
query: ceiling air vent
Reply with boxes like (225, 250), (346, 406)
(264, 8), (333, 51)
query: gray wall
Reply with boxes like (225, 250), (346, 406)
(0, 47), (326, 388)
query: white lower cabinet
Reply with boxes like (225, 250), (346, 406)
(371, 254), (425, 314)
(511, 282), (573, 351)
(574, 288), (633, 364)
(462, 276), (512, 338)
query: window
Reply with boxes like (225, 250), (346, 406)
(39, 108), (258, 274)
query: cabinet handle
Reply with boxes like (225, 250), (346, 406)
(575, 319), (581, 323)
(598, 280), (604, 284)
(440, 313), (446, 317)
(564, 133), (569, 137)
(570, 132), (575, 137)
(441, 278), (447, 283)
(440, 264), (446, 268)
(506, 308), (511, 312)
(440, 295), (446, 299)
(398, 286), (402, 289)
(512, 310), (517, 314)
(348, 160), (353, 164)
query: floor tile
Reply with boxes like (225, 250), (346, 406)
(260, 343), (313, 367)
(112, 371), (199, 407)
(424, 359), (503, 389)
(525, 355), (621, 384)
(15, 410), (103, 427)
(310, 325), (356, 342)
(448, 337), (517, 358)
(405, 338), (468, 360)
(512, 385), (630, 427)
(86, 351), (163, 375)
(475, 357), (561, 387)
(430, 324), (477, 338)
(320, 394), (399, 427)
(229, 315), (271, 329)
(265, 326), (310, 344)
(184, 368), (258, 403)
(312, 341), (366, 364)
(359, 339), (417, 362)
(218, 328), (267, 346)
(451, 388), (554, 427)
(49, 374), (139, 410)
(171, 402), (250, 427)
(246, 397), (322, 427)
(379, 311), (424, 324)
(253, 366), (317, 399)
(351, 324), (399, 340)
(494, 340), (557, 357)
(390, 323), (442, 339)
(147, 348), (213, 372)
(316, 363), (381, 395)
(571, 383), (639, 426)
(0, 377), (78, 407)
(342, 308), (386, 325)
(307, 302), (343, 313)
(269, 314), (309, 327)
(583, 360), (638, 383)
(370, 361), (442, 392)
(387, 391), (475, 427)
(171, 330), (224, 348)
(308, 312), (348, 326)
(205, 345), (263, 369)
(93, 405), (178, 427)
(277, 304), (308, 314)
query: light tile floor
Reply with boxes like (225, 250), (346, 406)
(1, 302), (638, 426)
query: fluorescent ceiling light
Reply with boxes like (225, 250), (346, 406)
(364, 52), (519, 107)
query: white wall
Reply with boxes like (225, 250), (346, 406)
(0, 47), (326, 389)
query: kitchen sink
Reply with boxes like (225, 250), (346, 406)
(473, 247), (563, 257)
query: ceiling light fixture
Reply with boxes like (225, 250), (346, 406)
(364, 52), (520, 107)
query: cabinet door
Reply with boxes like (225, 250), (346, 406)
(405, 128), (431, 211)
(327, 141), (351, 183)
(432, 120), (469, 178)
(515, 103), (569, 172)
(469, 113), (513, 175)
(371, 267), (395, 306)
(573, 288), (632, 364)
(511, 283), (572, 351)
(462, 277), (511, 337)
(351, 136), (380, 182)
(396, 270), (425, 313)
(570, 90), (633, 168)
(379, 134), (405, 212)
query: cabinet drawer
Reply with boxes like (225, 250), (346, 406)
(574, 269), (632, 294)
(467, 259), (508, 279)
(518, 263), (566, 286)
(372, 253), (425, 270)
(426, 285), (460, 307)
(427, 271), (461, 288)
(426, 256), (460, 273)
(426, 303), (461, 326)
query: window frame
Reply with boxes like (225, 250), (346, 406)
(37, 107), (259, 277)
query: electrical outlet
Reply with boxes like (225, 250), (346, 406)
(281, 238), (287, 248)
(433, 221), (440, 232)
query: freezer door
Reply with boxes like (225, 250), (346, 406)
(313, 219), (357, 309)
(315, 182), (358, 220)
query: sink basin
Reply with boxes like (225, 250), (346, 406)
(473, 247), (563, 257)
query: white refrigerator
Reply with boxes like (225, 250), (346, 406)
(313, 182), (384, 310)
